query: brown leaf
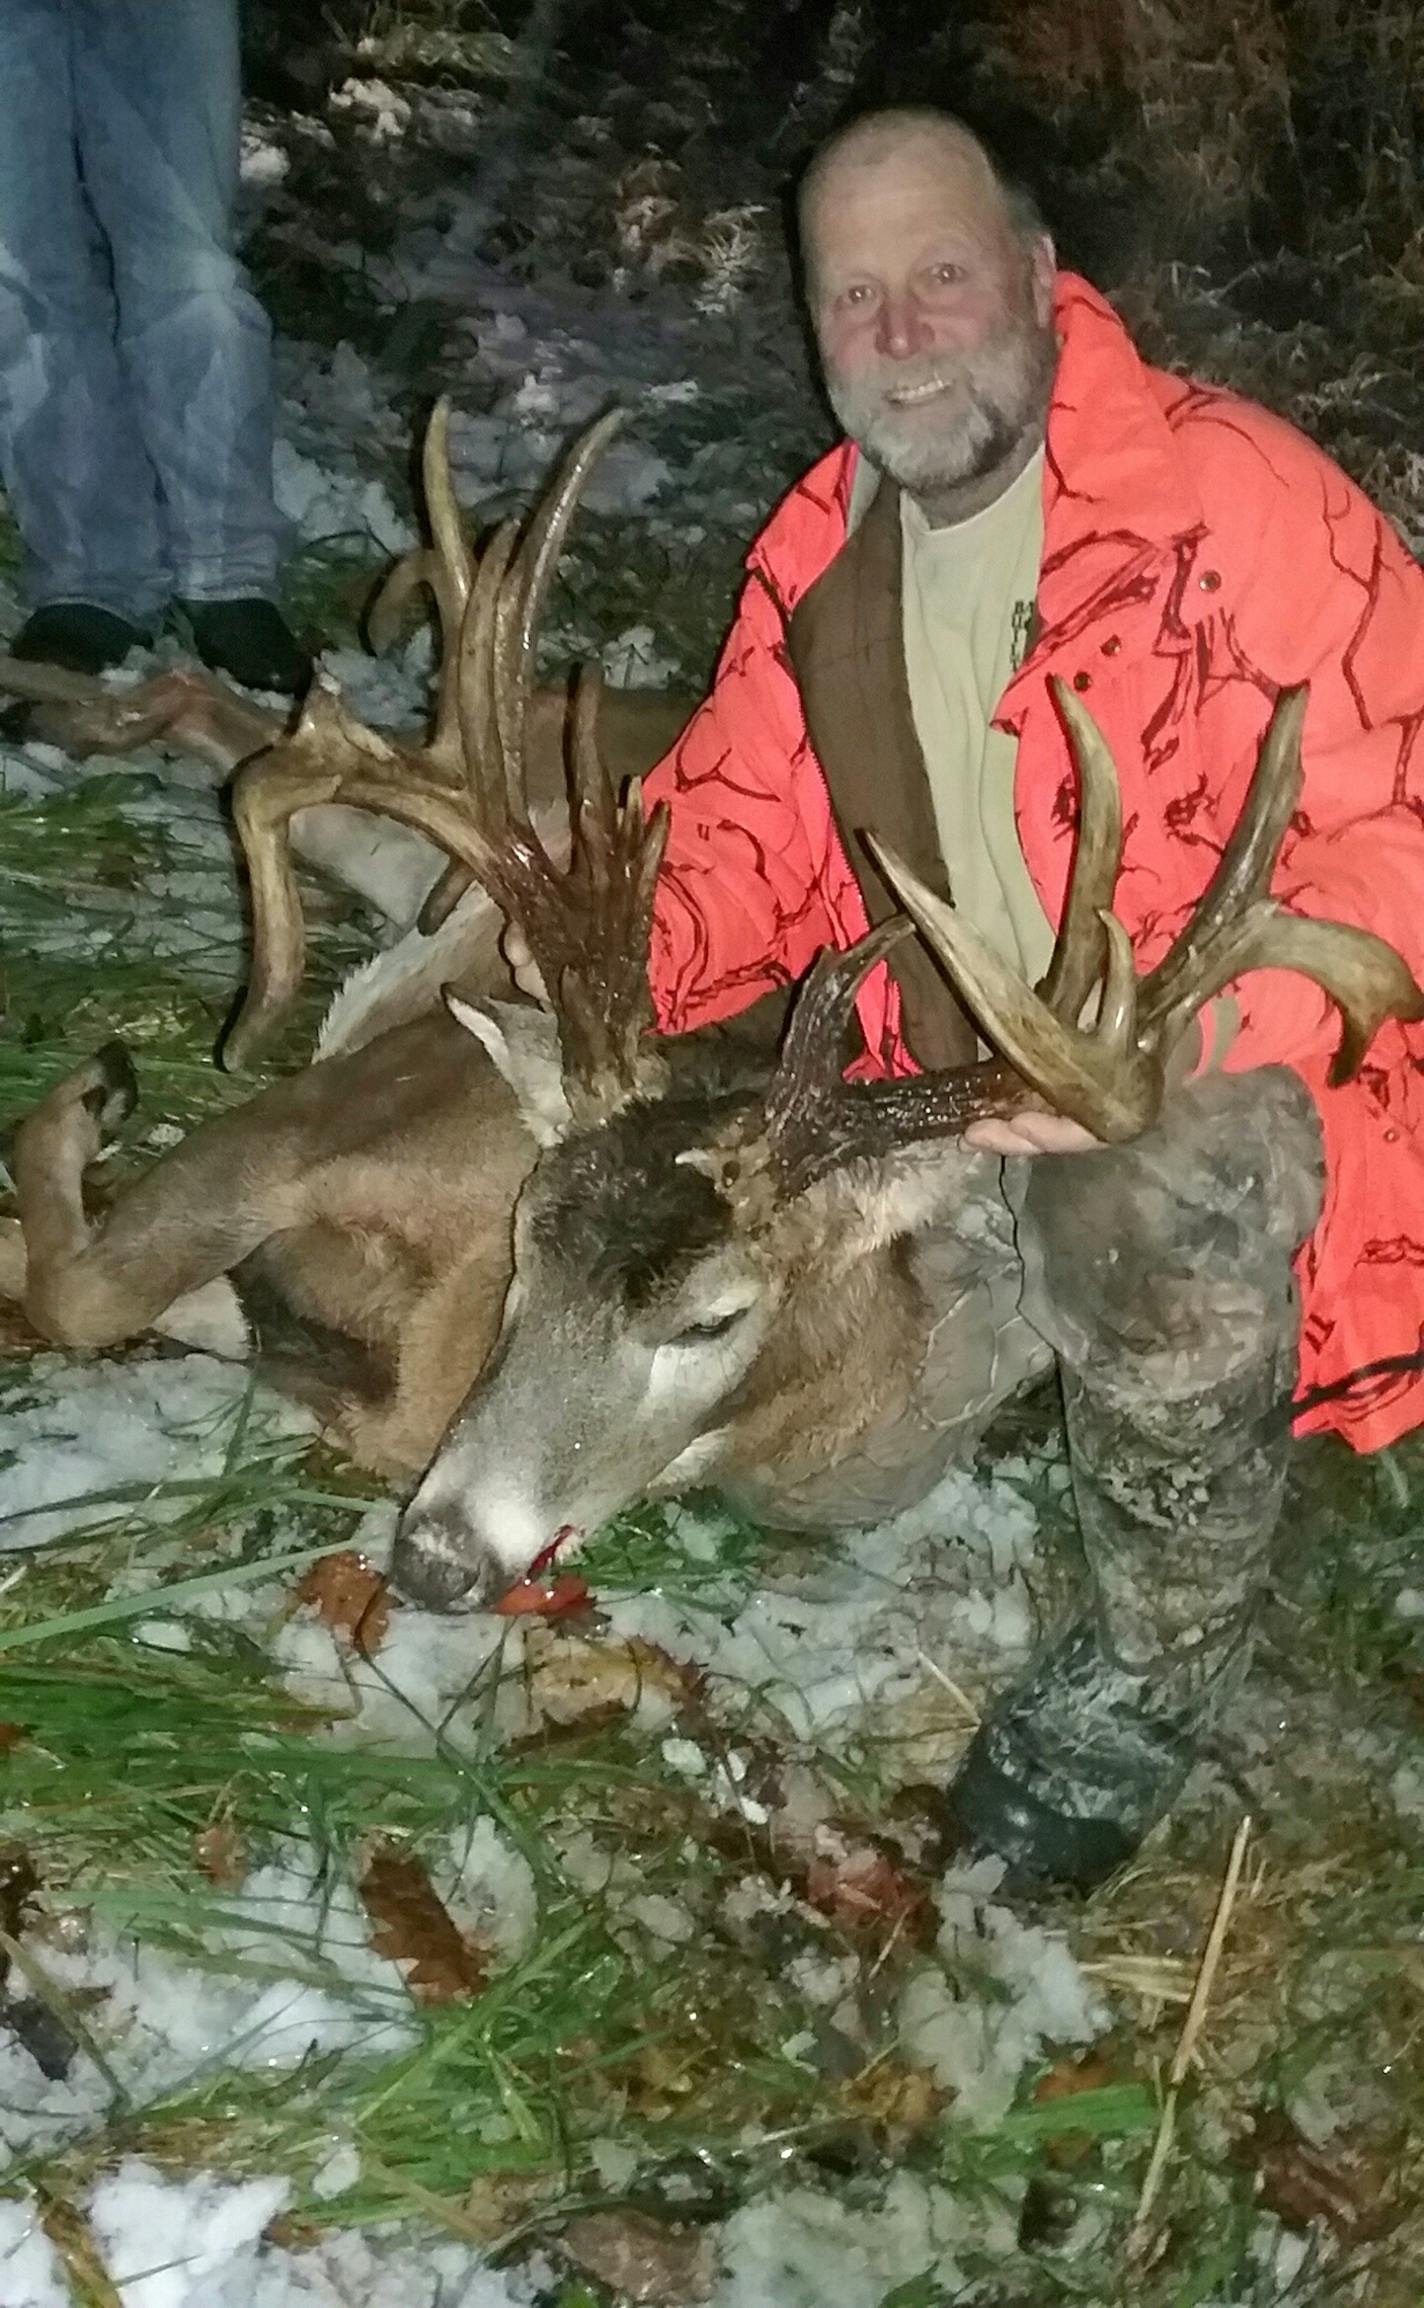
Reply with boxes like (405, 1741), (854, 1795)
(296, 1551), (390, 1654)
(193, 1821), (248, 1890)
(0, 1723), (25, 1754)
(842, 2056), (947, 2139)
(1033, 2047), (1124, 2166)
(559, 2209), (718, 2305)
(0, 1841), (40, 1949)
(37, 2189), (124, 2308)
(459, 2172), (552, 2244)
(526, 1632), (700, 1728)
(1238, 2111), (1401, 2244)
(803, 1840), (935, 1947)
(358, 1842), (492, 2005)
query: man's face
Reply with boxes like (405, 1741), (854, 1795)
(805, 135), (1058, 498)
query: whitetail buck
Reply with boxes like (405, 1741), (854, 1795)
(2, 408), (1420, 1608)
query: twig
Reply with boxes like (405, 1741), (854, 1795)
(914, 1649), (981, 1725)
(1126, 1814), (1253, 2254)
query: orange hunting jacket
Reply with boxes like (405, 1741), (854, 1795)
(644, 274), (1424, 1451)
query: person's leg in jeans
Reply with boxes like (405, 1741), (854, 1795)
(0, 0), (166, 660)
(948, 1067), (1325, 1887)
(70, 0), (308, 689)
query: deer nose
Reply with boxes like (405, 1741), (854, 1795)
(389, 1510), (498, 1612)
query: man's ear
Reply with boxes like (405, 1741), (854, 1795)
(443, 990), (571, 1146)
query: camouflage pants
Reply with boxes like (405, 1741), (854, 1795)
(1014, 1066), (1323, 1670)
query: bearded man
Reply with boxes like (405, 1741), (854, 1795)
(626, 107), (1424, 1886)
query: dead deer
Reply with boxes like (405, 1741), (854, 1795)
(2, 409), (1420, 1610)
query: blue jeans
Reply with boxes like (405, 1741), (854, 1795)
(0, 0), (280, 621)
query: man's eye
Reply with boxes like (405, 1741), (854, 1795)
(839, 284), (871, 308)
(931, 263), (966, 286)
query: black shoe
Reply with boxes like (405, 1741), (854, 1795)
(9, 603), (151, 677)
(176, 597), (312, 696)
(940, 1616), (1241, 1892)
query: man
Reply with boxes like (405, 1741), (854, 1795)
(0, 0), (309, 693)
(634, 108), (1424, 1884)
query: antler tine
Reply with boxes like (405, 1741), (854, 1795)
(1136, 685), (1424, 1077)
(1035, 678), (1124, 1021)
(764, 921), (914, 1147)
(494, 407), (630, 815)
(455, 510), (523, 833)
(544, 661), (671, 1118)
(866, 839), (1154, 1138)
(1138, 685), (1305, 1038)
(367, 398), (474, 771)
(415, 507), (521, 935)
(225, 679), (384, 1070)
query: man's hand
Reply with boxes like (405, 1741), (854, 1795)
(962, 1112), (1103, 1156)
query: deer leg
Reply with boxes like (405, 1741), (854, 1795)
(12, 1043), (321, 1351)
(945, 1068), (1324, 1887)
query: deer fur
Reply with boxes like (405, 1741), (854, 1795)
(4, 414), (1419, 1613)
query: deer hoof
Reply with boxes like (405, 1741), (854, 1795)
(79, 1041), (139, 1141)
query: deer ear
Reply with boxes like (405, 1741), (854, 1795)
(443, 990), (572, 1147)
(804, 1144), (980, 1259)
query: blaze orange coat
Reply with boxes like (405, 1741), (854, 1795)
(644, 275), (1424, 1450)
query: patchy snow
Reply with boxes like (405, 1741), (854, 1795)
(901, 1857), (1108, 2126)
(0, 2167), (549, 2306)
(0, 1353), (311, 1552)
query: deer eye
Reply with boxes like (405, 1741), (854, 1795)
(668, 1309), (747, 1347)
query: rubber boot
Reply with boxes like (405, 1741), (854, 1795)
(948, 1353), (1293, 1888)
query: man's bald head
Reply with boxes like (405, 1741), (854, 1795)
(797, 107), (1057, 518)
(798, 109), (1045, 287)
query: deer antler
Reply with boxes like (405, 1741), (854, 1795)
(752, 679), (1424, 1195)
(224, 402), (668, 1120)
(0, 656), (284, 774)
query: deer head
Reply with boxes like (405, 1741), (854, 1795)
(203, 403), (1420, 1609)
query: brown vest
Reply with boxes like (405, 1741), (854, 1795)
(786, 476), (979, 1070)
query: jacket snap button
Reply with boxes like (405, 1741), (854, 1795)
(1101, 635), (1121, 656)
(1073, 670), (1092, 691)
(1199, 569), (1221, 591)
(1384, 1126), (1400, 1143)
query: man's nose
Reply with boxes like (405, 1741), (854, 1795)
(875, 289), (932, 359)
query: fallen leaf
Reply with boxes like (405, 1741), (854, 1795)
(296, 1551), (391, 1653)
(37, 2190), (123, 2308)
(526, 1632), (699, 1726)
(358, 1842), (492, 2005)
(459, 2172), (552, 2243)
(0, 1724), (25, 1753)
(841, 2057), (946, 2138)
(559, 2208), (717, 2304)
(262, 2212), (325, 2251)
(1033, 2047), (1125, 2166)
(491, 1573), (592, 1617)
(1237, 2111), (1401, 2243)
(0, 1843), (40, 1958)
(193, 1821), (248, 1890)
(803, 1840), (935, 1947)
